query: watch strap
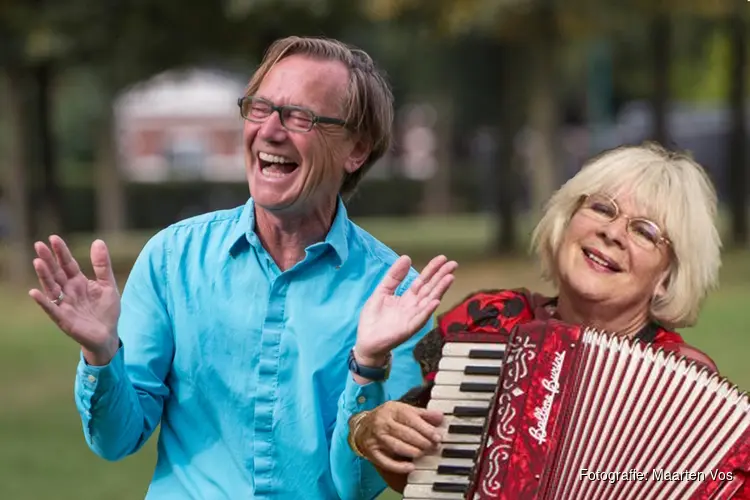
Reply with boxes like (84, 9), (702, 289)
(348, 348), (391, 381)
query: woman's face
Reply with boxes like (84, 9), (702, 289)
(555, 192), (672, 315)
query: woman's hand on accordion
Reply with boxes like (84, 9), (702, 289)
(354, 255), (457, 367)
(352, 401), (444, 474)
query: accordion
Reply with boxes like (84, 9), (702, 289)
(403, 319), (750, 499)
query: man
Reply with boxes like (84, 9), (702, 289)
(28, 36), (457, 499)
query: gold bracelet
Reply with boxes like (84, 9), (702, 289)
(348, 410), (371, 458)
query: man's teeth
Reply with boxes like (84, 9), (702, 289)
(259, 152), (294, 164)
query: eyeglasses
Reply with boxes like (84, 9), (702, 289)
(237, 96), (347, 133)
(577, 193), (671, 250)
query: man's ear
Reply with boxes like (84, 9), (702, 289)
(344, 138), (372, 174)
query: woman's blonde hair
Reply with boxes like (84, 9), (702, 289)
(531, 141), (722, 329)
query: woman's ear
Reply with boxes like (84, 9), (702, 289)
(653, 268), (671, 302)
(344, 138), (372, 174)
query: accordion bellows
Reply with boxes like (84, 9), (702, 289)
(403, 320), (750, 500)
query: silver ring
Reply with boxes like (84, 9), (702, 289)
(52, 291), (64, 306)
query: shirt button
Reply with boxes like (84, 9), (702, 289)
(357, 396), (366, 404)
(87, 375), (97, 383)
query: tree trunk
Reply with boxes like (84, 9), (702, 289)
(95, 95), (127, 236)
(32, 62), (62, 237)
(493, 46), (527, 254)
(650, 13), (671, 146)
(1, 69), (34, 286)
(525, 9), (560, 222)
(727, 10), (748, 247)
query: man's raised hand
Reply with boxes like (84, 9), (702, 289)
(355, 255), (457, 366)
(28, 236), (121, 366)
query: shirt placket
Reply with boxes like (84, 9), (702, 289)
(253, 257), (288, 496)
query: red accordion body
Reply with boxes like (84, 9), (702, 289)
(467, 320), (750, 500)
(402, 290), (750, 499)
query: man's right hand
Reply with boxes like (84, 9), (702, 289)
(28, 235), (121, 366)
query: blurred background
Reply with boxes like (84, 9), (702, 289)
(0, 0), (748, 498)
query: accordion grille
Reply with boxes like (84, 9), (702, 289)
(539, 329), (750, 500)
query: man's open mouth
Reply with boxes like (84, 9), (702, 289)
(258, 151), (299, 178)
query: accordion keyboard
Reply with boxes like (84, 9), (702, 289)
(403, 341), (505, 499)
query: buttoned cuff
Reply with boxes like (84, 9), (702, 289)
(76, 342), (125, 411)
(341, 374), (386, 417)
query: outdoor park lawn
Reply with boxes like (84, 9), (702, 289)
(1, 215), (748, 499)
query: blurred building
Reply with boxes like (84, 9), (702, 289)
(115, 68), (247, 183)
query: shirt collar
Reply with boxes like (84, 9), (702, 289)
(226, 196), (350, 265)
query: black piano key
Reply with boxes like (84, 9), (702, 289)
(459, 382), (497, 393)
(468, 349), (505, 360)
(453, 406), (488, 417)
(464, 365), (502, 376)
(437, 465), (473, 476)
(448, 424), (484, 435)
(433, 482), (468, 493)
(441, 448), (476, 459)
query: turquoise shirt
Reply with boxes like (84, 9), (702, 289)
(74, 197), (430, 499)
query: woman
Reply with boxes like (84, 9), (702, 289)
(350, 142), (749, 496)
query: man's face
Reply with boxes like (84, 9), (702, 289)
(243, 54), (360, 215)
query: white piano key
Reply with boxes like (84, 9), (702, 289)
(442, 342), (506, 357)
(438, 356), (504, 371)
(407, 469), (470, 485)
(434, 371), (500, 385)
(432, 384), (495, 401)
(403, 484), (466, 499)
(441, 415), (486, 427)
(412, 454), (476, 470)
(427, 399), (490, 414)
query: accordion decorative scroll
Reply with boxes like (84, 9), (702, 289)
(403, 320), (750, 500)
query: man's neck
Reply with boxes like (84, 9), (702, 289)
(555, 291), (650, 338)
(254, 198), (338, 272)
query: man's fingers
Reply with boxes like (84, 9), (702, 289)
(375, 255), (412, 296)
(28, 288), (66, 328)
(50, 235), (82, 279)
(90, 239), (117, 285)
(409, 255), (448, 296)
(370, 449), (414, 474)
(32, 258), (62, 299)
(416, 260), (457, 300)
(418, 274), (456, 308)
(35, 241), (67, 286)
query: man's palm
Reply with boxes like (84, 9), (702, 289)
(356, 255), (457, 359)
(29, 236), (122, 361)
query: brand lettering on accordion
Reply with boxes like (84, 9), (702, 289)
(529, 351), (565, 445)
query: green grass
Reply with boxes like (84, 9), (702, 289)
(1, 217), (749, 499)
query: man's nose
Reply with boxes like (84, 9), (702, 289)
(257, 111), (287, 142)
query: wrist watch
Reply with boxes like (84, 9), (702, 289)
(347, 348), (392, 381)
